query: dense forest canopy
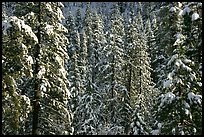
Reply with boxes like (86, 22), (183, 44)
(2, 2), (202, 135)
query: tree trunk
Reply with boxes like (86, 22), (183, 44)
(32, 2), (41, 135)
(111, 54), (115, 123)
(127, 62), (132, 97)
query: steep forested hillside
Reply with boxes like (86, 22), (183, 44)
(2, 2), (202, 135)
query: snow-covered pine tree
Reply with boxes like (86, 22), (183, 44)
(90, 11), (106, 92)
(150, 2), (172, 89)
(75, 8), (83, 33)
(148, 12), (160, 84)
(14, 2), (73, 135)
(181, 2), (202, 64)
(143, 14), (161, 134)
(105, 4), (128, 134)
(78, 29), (88, 94)
(155, 2), (202, 135)
(83, 2), (94, 90)
(71, 10), (107, 135)
(125, 11), (155, 135)
(2, 2), (7, 20)
(65, 10), (81, 105)
(179, 2), (202, 134)
(2, 11), (37, 134)
(90, 11), (107, 125)
(72, 90), (104, 135)
(65, 10), (92, 135)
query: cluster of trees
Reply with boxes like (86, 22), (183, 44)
(2, 2), (202, 135)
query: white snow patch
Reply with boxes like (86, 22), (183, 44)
(137, 113), (145, 125)
(2, 19), (12, 35)
(185, 108), (190, 115)
(193, 128), (197, 133)
(167, 54), (178, 66)
(172, 128), (175, 134)
(180, 130), (185, 135)
(21, 95), (31, 105)
(175, 33), (184, 39)
(136, 121), (140, 127)
(57, 23), (68, 32)
(197, 3), (202, 7)
(184, 108), (192, 120)
(159, 92), (175, 108)
(178, 2), (182, 8)
(182, 6), (190, 16)
(40, 84), (46, 92)
(169, 7), (176, 12)
(178, 10), (183, 16)
(45, 24), (54, 35)
(57, 7), (65, 22)
(59, 2), (64, 8)
(181, 62), (192, 71)
(151, 129), (160, 135)
(175, 59), (183, 68)
(189, 73), (196, 81)
(177, 78), (184, 85)
(27, 12), (35, 20)
(167, 72), (174, 80)
(45, 3), (53, 12)
(158, 123), (162, 129)
(55, 54), (62, 65)
(163, 80), (172, 88)
(21, 43), (27, 49)
(183, 100), (190, 109)
(37, 66), (46, 78)
(188, 92), (202, 105)
(192, 13), (199, 21)
(183, 58), (192, 64)
(27, 56), (34, 64)
(173, 37), (184, 46)
(174, 59), (192, 71)
(197, 82), (202, 87)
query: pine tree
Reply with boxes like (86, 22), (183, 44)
(78, 29), (88, 94)
(83, 2), (94, 89)
(13, 2), (73, 135)
(155, 2), (202, 135)
(72, 91), (104, 135)
(65, 10), (81, 101)
(106, 4), (127, 134)
(150, 2), (172, 89)
(91, 11), (106, 91)
(72, 10), (107, 135)
(125, 11), (155, 135)
(2, 13), (37, 134)
(75, 8), (83, 33)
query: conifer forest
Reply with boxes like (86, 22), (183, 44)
(2, 2), (202, 135)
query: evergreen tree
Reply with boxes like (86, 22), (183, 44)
(2, 14), (37, 134)
(65, 10), (81, 101)
(83, 2), (94, 89)
(13, 2), (73, 135)
(2, 2), (202, 135)
(106, 4), (127, 133)
(155, 3), (202, 135)
(72, 91), (104, 135)
(75, 8), (83, 33)
(125, 11), (156, 135)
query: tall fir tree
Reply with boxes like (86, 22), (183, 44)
(155, 2), (202, 135)
(13, 2), (73, 135)
(2, 13), (37, 135)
